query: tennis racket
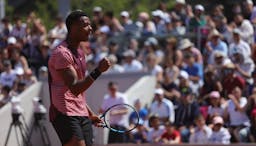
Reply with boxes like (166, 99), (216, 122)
(100, 103), (139, 133)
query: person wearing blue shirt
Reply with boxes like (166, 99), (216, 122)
(129, 99), (148, 125)
(205, 29), (228, 65)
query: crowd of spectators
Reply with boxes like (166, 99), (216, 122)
(0, 0), (256, 144)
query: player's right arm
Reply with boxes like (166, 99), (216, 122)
(59, 57), (110, 96)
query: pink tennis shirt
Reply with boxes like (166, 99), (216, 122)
(48, 41), (89, 117)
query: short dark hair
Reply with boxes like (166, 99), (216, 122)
(108, 81), (118, 88)
(65, 10), (87, 32)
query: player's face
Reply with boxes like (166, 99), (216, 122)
(77, 16), (92, 41)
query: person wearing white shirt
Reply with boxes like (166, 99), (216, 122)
(99, 81), (129, 144)
(229, 29), (251, 58)
(0, 60), (17, 88)
(150, 88), (175, 124)
(122, 50), (143, 72)
(144, 53), (163, 82)
(106, 54), (124, 74)
(209, 116), (231, 144)
(233, 13), (254, 45)
(48, 16), (68, 49)
(147, 115), (165, 143)
(224, 86), (250, 142)
(189, 114), (212, 144)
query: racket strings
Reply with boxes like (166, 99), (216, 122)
(103, 104), (140, 133)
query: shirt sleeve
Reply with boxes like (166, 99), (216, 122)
(54, 50), (73, 70)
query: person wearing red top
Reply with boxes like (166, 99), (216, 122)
(221, 63), (245, 96)
(160, 121), (181, 144)
(48, 10), (110, 146)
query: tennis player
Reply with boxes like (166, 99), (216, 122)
(48, 10), (110, 146)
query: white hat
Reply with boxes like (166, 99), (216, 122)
(233, 28), (241, 35)
(151, 10), (164, 19)
(154, 88), (164, 95)
(93, 6), (102, 12)
(179, 70), (189, 79)
(246, 0), (254, 5)
(99, 25), (110, 34)
(209, 29), (221, 38)
(176, 0), (186, 4)
(178, 39), (194, 50)
(195, 4), (205, 11)
(120, 11), (129, 17)
(214, 50), (225, 58)
(39, 66), (48, 72)
(7, 37), (17, 45)
(108, 54), (118, 63)
(144, 37), (158, 46)
(213, 116), (224, 125)
(123, 49), (135, 57)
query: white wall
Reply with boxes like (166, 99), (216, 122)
(0, 72), (156, 146)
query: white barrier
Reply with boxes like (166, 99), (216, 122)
(0, 72), (156, 145)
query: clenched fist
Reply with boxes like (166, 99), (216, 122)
(97, 57), (111, 73)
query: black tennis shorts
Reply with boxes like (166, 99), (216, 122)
(52, 113), (93, 145)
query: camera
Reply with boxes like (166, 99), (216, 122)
(11, 96), (23, 114)
(32, 97), (47, 121)
(10, 96), (24, 124)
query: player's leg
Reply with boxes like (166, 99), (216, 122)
(52, 114), (87, 146)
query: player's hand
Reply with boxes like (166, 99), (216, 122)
(97, 57), (111, 73)
(90, 114), (103, 127)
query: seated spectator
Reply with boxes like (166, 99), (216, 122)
(137, 12), (156, 36)
(188, 4), (207, 32)
(209, 116), (231, 144)
(233, 13), (254, 45)
(160, 121), (181, 144)
(146, 115), (165, 143)
(174, 87), (200, 143)
(141, 37), (164, 64)
(224, 86), (251, 143)
(229, 28), (251, 58)
(103, 11), (124, 35)
(207, 91), (226, 124)
(144, 53), (163, 82)
(106, 54), (124, 74)
(10, 48), (29, 75)
(231, 49), (255, 96)
(211, 51), (232, 78)
(204, 29), (228, 65)
(200, 67), (222, 97)
(160, 70), (180, 103)
(10, 16), (27, 39)
(221, 63), (245, 96)
(0, 85), (12, 107)
(162, 53), (180, 85)
(182, 53), (203, 95)
(129, 99), (148, 125)
(0, 60), (17, 88)
(151, 9), (167, 36)
(48, 16), (67, 49)
(178, 38), (203, 64)
(130, 119), (148, 144)
(164, 37), (182, 68)
(149, 88), (175, 124)
(170, 15), (186, 36)
(122, 50), (143, 72)
(189, 114), (212, 144)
